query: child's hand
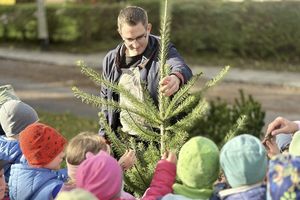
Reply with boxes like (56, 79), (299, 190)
(263, 136), (280, 158)
(118, 149), (136, 171)
(162, 151), (177, 164)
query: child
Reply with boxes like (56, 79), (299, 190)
(219, 134), (267, 200)
(76, 151), (124, 200)
(62, 132), (136, 199)
(8, 122), (67, 199)
(0, 84), (19, 136)
(145, 136), (220, 200)
(0, 100), (39, 182)
(268, 153), (300, 200)
(289, 130), (300, 156)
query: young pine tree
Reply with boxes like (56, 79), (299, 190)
(72, 0), (246, 196)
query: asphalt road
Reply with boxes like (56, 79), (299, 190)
(1, 58), (300, 132)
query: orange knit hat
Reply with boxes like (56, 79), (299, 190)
(19, 122), (67, 167)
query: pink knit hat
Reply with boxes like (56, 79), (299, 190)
(76, 151), (123, 200)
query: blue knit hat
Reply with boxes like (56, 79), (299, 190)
(220, 134), (268, 188)
(268, 154), (300, 200)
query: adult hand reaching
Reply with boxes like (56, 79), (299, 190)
(266, 117), (299, 137)
(159, 75), (181, 97)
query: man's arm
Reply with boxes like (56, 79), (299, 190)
(160, 44), (193, 96)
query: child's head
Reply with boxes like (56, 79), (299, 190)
(66, 132), (108, 166)
(220, 134), (268, 188)
(173, 136), (219, 199)
(66, 132), (108, 182)
(289, 131), (300, 156)
(19, 122), (67, 169)
(76, 151), (123, 200)
(276, 133), (293, 153)
(268, 154), (300, 200)
(0, 100), (38, 138)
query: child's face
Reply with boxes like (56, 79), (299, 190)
(0, 169), (6, 199)
(44, 151), (65, 170)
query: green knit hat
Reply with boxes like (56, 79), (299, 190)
(289, 131), (300, 156)
(220, 134), (268, 188)
(56, 188), (97, 200)
(176, 136), (219, 192)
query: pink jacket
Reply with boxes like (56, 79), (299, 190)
(142, 160), (176, 200)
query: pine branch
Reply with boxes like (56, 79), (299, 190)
(168, 95), (197, 118)
(121, 113), (160, 142)
(165, 73), (202, 117)
(98, 112), (126, 157)
(77, 61), (161, 123)
(204, 66), (230, 90)
(222, 115), (247, 146)
(167, 99), (209, 132)
(72, 87), (161, 126)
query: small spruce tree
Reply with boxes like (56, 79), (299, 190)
(72, 0), (246, 196)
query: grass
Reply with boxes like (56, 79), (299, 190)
(37, 110), (99, 141)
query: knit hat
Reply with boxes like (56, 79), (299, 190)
(268, 154), (300, 200)
(276, 133), (293, 152)
(76, 151), (123, 200)
(220, 134), (268, 188)
(173, 136), (219, 199)
(56, 188), (98, 200)
(289, 131), (300, 156)
(19, 122), (67, 167)
(0, 100), (39, 137)
(0, 84), (19, 108)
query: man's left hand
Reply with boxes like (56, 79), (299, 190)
(159, 75), (181, 96)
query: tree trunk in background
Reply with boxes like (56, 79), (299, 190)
(37, 0), (49, 50)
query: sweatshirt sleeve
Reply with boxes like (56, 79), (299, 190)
(142, 160), (176, 200)
(167, 44), (193, 84)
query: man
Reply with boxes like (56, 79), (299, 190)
(100, 6), (192, 135)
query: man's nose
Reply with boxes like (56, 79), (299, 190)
(131, 40), (140, 48)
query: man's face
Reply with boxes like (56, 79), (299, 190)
(119, 22), (151, 56)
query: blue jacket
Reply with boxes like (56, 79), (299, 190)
(100, 35), (193, 133)
(0, 136), (22, 182)
(218, 183), (266, 200)
(9, 163), (64, 200)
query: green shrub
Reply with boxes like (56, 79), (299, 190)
(189, 90), (265, 147)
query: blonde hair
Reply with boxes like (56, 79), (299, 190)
(66, 132), (108, 165)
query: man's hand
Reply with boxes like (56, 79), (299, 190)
(118, 149), (136, 171)
(266, 117), (299, 137)
(159, 75), (181, 97)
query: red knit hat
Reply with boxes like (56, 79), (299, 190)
(19, 122), (67, 167)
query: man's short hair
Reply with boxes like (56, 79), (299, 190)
(117, 6), (148, 32)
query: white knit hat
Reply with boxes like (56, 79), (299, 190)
(0, 100), (39, 136)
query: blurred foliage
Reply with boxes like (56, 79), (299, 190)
(189, 90), (265, 147)
(1, 0), (300, 62)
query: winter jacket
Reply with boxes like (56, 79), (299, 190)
(9, 163), (64, 200)
(0, 136), (22, 182)
(142, 159), (176, 200)
(218, 183), (266, 200)
(99, 35), (193, 134)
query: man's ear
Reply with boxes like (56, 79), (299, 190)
(147, 23), (152, 33)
